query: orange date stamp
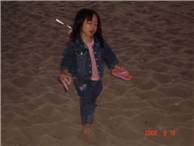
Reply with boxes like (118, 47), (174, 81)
(144, 129), (176, 137)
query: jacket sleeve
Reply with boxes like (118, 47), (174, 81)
(60, 41), (76, 75)
(102, 40), (119, 69)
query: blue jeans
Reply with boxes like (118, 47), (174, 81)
(74, 79), (103, 124)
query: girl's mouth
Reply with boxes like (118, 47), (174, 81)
(89, 30), (94, 34)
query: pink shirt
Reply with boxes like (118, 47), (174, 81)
(86, 40), (100, 81)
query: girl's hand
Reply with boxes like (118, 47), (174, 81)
(111, 64), (133, 80)
(113, 65), (126, 72)
(59, 71), (72, 91)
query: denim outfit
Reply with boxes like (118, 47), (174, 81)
(61, 36), (119, 124)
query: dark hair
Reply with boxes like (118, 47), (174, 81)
(70, 8), (104, 46)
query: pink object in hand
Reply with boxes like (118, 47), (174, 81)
(111, 67), (133, 81)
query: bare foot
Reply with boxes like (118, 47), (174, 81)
(82, 123), (96, 142)
(82, 123), (93, 137)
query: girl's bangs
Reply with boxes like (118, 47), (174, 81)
(85, 13), (95, 22)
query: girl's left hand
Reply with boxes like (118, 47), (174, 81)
(111, 65), (133, 80)
(113, 65), (125, 71)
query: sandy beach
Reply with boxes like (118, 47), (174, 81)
(1, 1), (194, 146)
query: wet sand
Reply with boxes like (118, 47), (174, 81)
(1, 1), (194, 146)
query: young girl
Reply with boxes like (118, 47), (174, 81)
(59, 8), (131, 138)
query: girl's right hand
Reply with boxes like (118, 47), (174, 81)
(59, 71), (72, 91)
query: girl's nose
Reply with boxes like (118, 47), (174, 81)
(92, 24), (97, 30)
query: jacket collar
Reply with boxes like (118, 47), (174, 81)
(74, 35), (100, 50)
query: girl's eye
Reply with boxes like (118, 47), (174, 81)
(87, 22), (98, 26)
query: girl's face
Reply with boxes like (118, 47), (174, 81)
(81, 15), (98, 38)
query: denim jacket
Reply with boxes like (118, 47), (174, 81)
(60, 36), (119, 81)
